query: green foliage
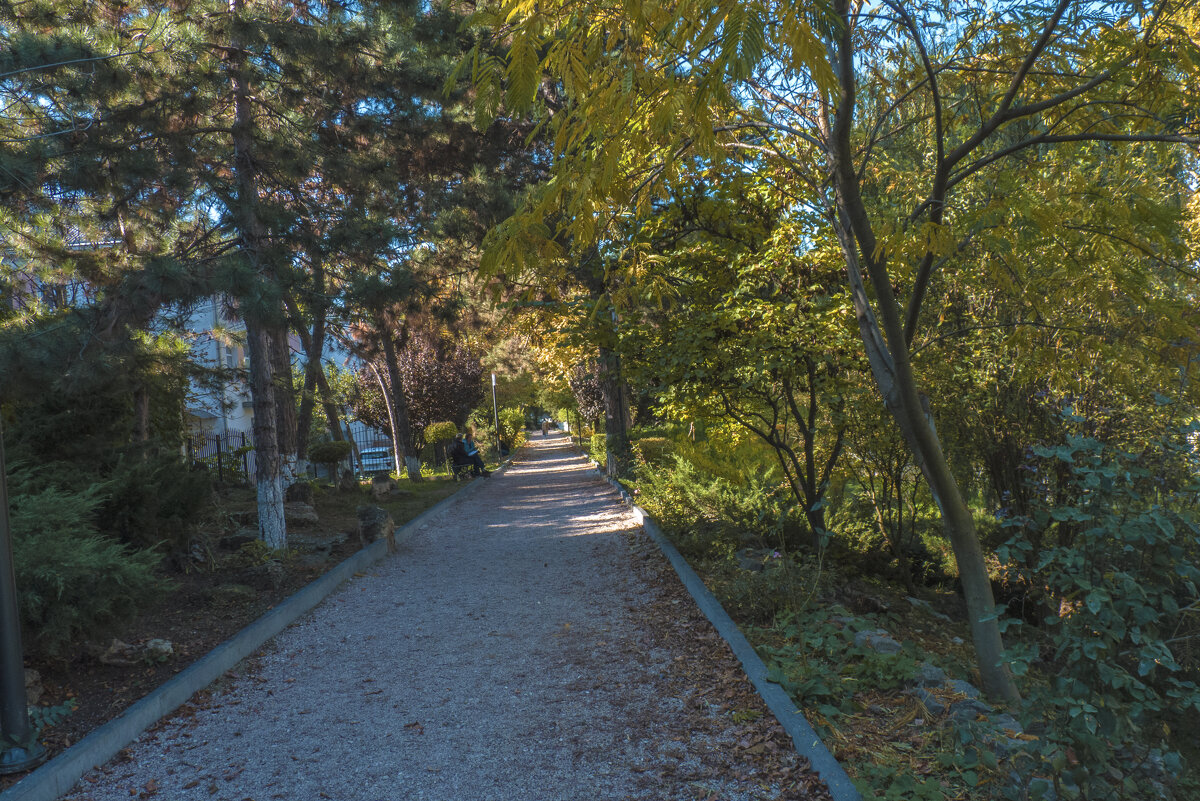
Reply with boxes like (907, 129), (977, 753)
(706, 556), (820, 625)
(497, 406), (526, 450)
(634, 433), (808, 557)
(3, 699), (77, 751)
(997, 423), (1200, 800)
(853, 763), (949, 801)
(233, 540), (284, 567)
(92, 450), (213, 551)
(588, 433), (606, 468)
(9, 478), (169, 660)
(759, 609), (921, 725)
(424, 421), (459, 444)
(827, 492), (948, 588)
(308, 439), (352, 466)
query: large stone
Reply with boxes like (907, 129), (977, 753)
(284, 502), (319, 526)
(990, 713), (1024, 736)
(285, 481), (314, 504)
(357, 505), (396, 551)
(912, 662), (948, 687)
(98, 638), (140, 667)
(145, 639), (174, 662)
(219, 529), (257, 551)
(735, 548), (765, 573)
(854, 629), (903, 655)
(905, 596), (952, 622)
(945, 678), (981, 699)
(949, 698), (992, 724)
(370, 473), (399, 500)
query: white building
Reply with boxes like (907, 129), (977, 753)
(183, 297), (254, 437)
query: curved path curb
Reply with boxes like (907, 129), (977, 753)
(594, 466), (864, 801)
(0, 464), (507, 801)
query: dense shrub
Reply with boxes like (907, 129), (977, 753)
(498, 407), (526, 451)
(423, 421), (459, 444)
(9, 478), (169, 660)
(706, 556), (821, 624)
(309, 439), (353, 465)
(589, 433), (606, 467)
(635, 447), (807, 558)
(998, 427), (1200, 800)
(826, 493), (948, 588)
(93, 450), (213, 551)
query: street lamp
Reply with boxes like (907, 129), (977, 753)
(491, 373), (501, 458)
(0, 418), (46, 774)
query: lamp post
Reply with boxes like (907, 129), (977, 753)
(0, 418), (46, 774)
(490, 373), (501, 458)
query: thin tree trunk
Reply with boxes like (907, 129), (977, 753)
(229, 0), (285, 549)
(284, 291), (344, 450)
(365, 361), (402, 476)
(825, 0), (1016, 702)
(378, 321), (421, 481)
(292, 264), (327, 460)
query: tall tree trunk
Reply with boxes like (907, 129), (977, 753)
(132, 386), (150, 447)
(270, 322), (298, 481)
(597, 345), (631, 479)
(229, 0), (285, 549)
(284, 291), (344, 454)
(245, 320), (286, 549)
(826, 0), (1016, 703)
(291, 263), (334, 461)
(378, 322), (421, 481)
(314, 363), (345, 443)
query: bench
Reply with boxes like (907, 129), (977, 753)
(449, 458), (474, 481)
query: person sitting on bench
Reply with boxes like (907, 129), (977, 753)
(464, 431), (490, 477)
(449, 434), (475, 479)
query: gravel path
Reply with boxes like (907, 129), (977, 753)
(65, 434), (829, 801)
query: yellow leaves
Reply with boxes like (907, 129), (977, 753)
(504, 33), (541, 113)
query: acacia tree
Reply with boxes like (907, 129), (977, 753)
(471, 0), (1200, 702)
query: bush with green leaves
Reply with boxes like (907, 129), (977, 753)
(498, 406), (526, 451)
(309, 439), (352, 464)
(635, 447), (806, 559)
(589, 433), (607, 467)
(706, 555), (822, 624)
(93, 449), (213, 551)
(424, 421), (459, 445)
(9, 476), (170, 660)
(997, 425), (1200, 800)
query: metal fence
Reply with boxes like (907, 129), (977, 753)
(186, 431), (256, 484)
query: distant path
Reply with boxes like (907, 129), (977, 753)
(66, 434), (828, 801)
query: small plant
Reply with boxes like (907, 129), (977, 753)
(233, 539), (290, 566)
(1, 699), (77, 752)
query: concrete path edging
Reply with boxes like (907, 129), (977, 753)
(595, 468), (864, 801)
(0, 468), (503, 801)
